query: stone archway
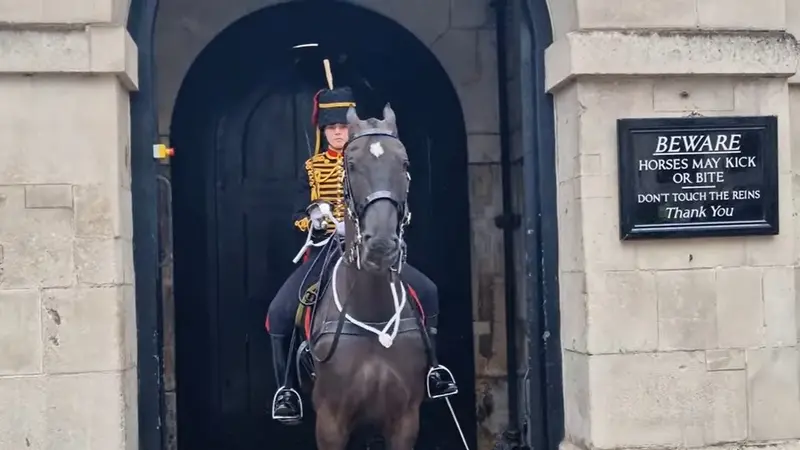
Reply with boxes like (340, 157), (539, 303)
(128, 0), (563, 449)
(154, 0), (499, 137)
(168, 2), (475, 449)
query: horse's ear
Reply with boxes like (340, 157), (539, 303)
(382, 103), (397, 133)
(346, 106), (361, 126)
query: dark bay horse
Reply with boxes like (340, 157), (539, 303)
(308, 104), (428, 450)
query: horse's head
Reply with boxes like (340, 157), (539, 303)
(343, 104), (411, 273)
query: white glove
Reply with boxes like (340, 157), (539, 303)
(307, 203), (327, 230)
(335, 221), (345, 236)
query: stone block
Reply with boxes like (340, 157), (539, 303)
(792, 87), (800, 172)
(577, 155), (603, 177)
(562, 350), (590, 443)
(44, 371), (130, 449)
(744, 176), (795, 267)
(0, 0), (44, 22)
(697, 0), (786, 30)
(706, 349), (745, 371)
(705, 370), (748, 444)
(121, 284), (137, 373)
(653, 78), (736, 112)
(355, 0), (451, 46)
(555, 82), (579, 184)
(122, 366), (139, 450)
(585, 270), (658, 354)
(733, 78), (791, 174)
(794, 174), (800, 266)
(557, 179), (585, 273)
(73, 238), (126, 286)
(559, 271), (587, 353)
(589, 352), (712, 449)
(0, 30), (89, 73)
(42, 286), (130, 374)
(576, 79), (656, 176)
(0, 289), (42, 375)
(0, 375), (45, 449)
(88, 25), (138, 90)
(790, 1), (800, 43)
(467, 133), (501, 164)
(589, 351), (747, 448)
(656, 270), (717, 351)
(0, 186), (74, 289)
(546, 31), (797, 92)
(576, 0), (697, 29)
(450, 0), (492, 29)
(576, 174), (615, 199)
(468, 164), (503, 220)
(74, 184), (131, 238)
(25, 184), (73, 209)
(747, 347), (800, 440)
(580, 197), (637, 271)
(716, 267), (764, 348)
(545, 0), (578, 40)
(762, 267), (797, 347)
(41, 0), (128, 24)
(0, 76), (126, 185)
(431, 28), (499, 134)
(636, 238), (746, 270)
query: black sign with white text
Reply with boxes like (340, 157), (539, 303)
(617, 116), (779, 239)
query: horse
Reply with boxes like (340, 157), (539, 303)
(304, 104), (428, 450)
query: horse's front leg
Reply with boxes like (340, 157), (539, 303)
(315, 403), (349, 450)
(384, 407), (420, 450)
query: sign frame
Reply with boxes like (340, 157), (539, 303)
(617, 115), (779, 240)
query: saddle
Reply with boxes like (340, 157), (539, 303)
(291, 251), (428, 388)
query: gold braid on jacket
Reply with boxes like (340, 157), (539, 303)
(294, 149), (345, 233)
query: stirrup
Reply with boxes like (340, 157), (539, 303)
(426, 365), (458, 399)
(271, 386), (303, 421)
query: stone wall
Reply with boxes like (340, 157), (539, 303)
(547, 1), (800, 450)
(1, 1), (798, 449)
(0, 1), (140, 447)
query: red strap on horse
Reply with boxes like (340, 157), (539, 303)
(407, 285), (426, 325)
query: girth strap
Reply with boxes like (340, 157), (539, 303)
(315, 317), (421, 340)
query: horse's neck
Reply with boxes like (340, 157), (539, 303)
(335, 262), (405, 323)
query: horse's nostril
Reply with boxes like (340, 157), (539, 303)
(363, 233), (373, 242)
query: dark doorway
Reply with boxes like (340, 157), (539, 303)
(170, 2), (475, 449)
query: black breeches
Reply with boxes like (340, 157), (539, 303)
(266, 258), (440, 337)
(398, 264), (440, 321)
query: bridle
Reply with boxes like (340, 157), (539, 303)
(341, 128), (411, 273)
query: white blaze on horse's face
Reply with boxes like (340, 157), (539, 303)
(369, 141), (385, 158)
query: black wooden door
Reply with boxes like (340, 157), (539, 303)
(213, 76), (319, 449)
(173, 36), (475, 450)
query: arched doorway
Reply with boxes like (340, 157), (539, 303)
(169, 2), (475, 448)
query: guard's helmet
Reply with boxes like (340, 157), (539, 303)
(313, 87), (356, 127)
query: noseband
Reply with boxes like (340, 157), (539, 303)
(342, 128), (411, 272)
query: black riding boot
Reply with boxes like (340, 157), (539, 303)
(426, 324), (458, 399)
(270, 335), (302, 424)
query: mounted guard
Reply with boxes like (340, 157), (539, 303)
(264, 48), (458, 426)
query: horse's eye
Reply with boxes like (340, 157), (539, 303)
(348, 160), (356, 171)
(402, 161), (410, 171)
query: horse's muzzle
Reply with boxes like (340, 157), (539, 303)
(362, 236), (400, 270)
